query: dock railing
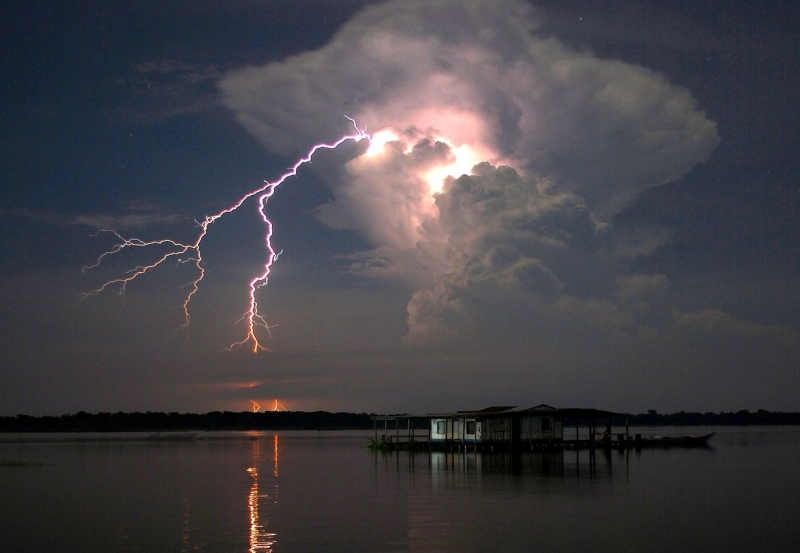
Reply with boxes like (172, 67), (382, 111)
(371, 416), (431, 445)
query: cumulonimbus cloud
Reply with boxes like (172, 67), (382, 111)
(218, 0), (724, 348)
(220, 0), (718, 216)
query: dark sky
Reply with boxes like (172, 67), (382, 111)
(1, 0), (797, 416)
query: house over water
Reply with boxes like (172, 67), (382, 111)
(373, 404), (625, 451)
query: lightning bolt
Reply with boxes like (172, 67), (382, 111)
(251, 400), (261, 413)
(272, 399), (287, 412)
(82, 117), (370, 352)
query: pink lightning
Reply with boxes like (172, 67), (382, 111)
(83, 118), (370, 353)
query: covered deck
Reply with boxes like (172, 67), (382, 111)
(371, 405), (628, 451)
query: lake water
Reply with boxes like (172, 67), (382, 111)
(2, 426), (799, 552)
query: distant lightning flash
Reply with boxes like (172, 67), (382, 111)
(83, 118), (370, 352)
(251, 399), (286, 412)
(272, 399), (287, 412)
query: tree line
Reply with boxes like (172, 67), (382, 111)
(625, 409), (800, 426)
(1, 409), (799, 432)
(0, 411), (374, 432)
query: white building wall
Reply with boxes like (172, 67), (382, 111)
(430, 418), (447, 441)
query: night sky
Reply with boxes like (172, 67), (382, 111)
(2, 0), (797, 416)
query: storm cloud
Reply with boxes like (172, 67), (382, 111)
(218, 0), (726, 347)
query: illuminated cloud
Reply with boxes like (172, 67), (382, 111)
(405, 163), (617, 347)
(220, 0), (718, 219)
(218, 0), (723, 348)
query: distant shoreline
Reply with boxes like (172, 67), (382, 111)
(2, 409), (800, 432)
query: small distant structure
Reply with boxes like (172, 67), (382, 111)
(372, 404), (627, 451)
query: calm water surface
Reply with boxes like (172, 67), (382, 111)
(1, 426), (799, 552)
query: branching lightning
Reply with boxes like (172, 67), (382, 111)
(82, 117), (370, 353)
(250, 399), (286, 412)
(272, 399), (287, 412)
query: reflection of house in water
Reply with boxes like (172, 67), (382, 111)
(431, 450), (567, 477)
(375, 404), (624, 451)
(429, 447), (624, 476)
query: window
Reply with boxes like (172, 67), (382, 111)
(541, 417), (551, 432)
(436, 420), (445, 434)
(466, 420), (476, 435)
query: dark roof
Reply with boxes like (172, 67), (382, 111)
(475, 405), (518, 413)
(428, 406), (623, 419)
(374, 406), (624, 420)
(547, 408), (624, 419)
(527, 403), (557, 411)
